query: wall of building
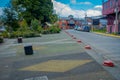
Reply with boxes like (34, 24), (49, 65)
(102, 0), (120, 33)
(102, 0), (120, 15)
(58, 18), (81, 29)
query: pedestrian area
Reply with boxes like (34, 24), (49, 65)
(0, 31), (116, 80)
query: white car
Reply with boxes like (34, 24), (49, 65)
(74, 26), (78, 30)
(77, 26), (82, 31)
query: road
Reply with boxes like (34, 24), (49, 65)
(67, 29), (120, 79)
(67, 30), (120, 62)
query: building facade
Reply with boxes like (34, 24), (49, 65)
(102, 0), (120, 33)
(58, 15), (82, 29)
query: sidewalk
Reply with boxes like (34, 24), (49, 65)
(93, 32), (120, 38)
(0, 31), (116, 80)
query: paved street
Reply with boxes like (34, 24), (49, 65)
(67, 29), (120, 79)
(67, 30), (120, 67)
(0, 30), (117, 80)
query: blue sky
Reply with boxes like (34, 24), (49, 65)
(0, 0), (103, 18)
(53, 0), (102, 18)
(0, 0), (10, 15)
(0, 0), (10, 7)
(56, 0), (102, 10)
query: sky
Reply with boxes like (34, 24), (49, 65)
(0, 0), (10, 15)
(0, 0), (10, 7)
(0, 0), (103, 18)
(52, 0), (103, 18)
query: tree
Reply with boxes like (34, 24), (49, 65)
(50, 14), (58, 24)
(12, 0), (58, 25)
(3, 8), (19, 32)
(31, 19), (42, 32)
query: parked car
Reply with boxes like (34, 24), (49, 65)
(82, 26), (90, 32)
(77, 26), (82, 31)
(74, 26), (78, 30)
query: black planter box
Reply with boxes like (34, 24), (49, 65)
(24, 45), (33, 55)
(18, 37), (22, 43)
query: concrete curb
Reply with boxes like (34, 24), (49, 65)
(93, 32), (120, 38)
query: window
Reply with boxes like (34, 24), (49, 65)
(118, 14), (120, 20)
(110, 0), (112, 8)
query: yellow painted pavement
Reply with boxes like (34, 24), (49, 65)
(20, 60), (92, 72)
(33, 46), (46, 50)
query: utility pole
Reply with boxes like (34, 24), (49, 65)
(115, 0), (118, 33)
(84, 12), (87, 26)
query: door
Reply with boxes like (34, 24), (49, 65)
(118, 23), (120, 34)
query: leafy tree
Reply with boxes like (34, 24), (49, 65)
(12, 0), (58, 25)
(50, 14), (58, 24)
(18, 19), (28, 30)
(2, 0), (58, 33)
(31, 19), (43, 32)
(3, 7), (19, 32)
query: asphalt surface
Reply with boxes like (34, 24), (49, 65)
(0, 30), (117, 80)
(67, 30), (120, 65)
(67, 29), (120, 79)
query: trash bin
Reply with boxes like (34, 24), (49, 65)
(24, 45), (33, 55)
(18, 37), (22, 43)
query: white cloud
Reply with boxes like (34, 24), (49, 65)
(53, 1), (102, 18)
(86, 9), (102, 17)
(70, 1), (92, 5)
(79, 2), (92, 5)
(70, 0), (76, 4)
(94, 5), (102, 9)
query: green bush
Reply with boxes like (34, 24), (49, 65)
(10, 30), (41, 38)
(93, 27), (106, 33)
(41, 26), (61, 34)
(41, 30), (49, 34)
(9, 20), (42, 38)
(37, 26), (43, 33)
(1, 31), (10, 38)
(31, 19), (43, 33)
